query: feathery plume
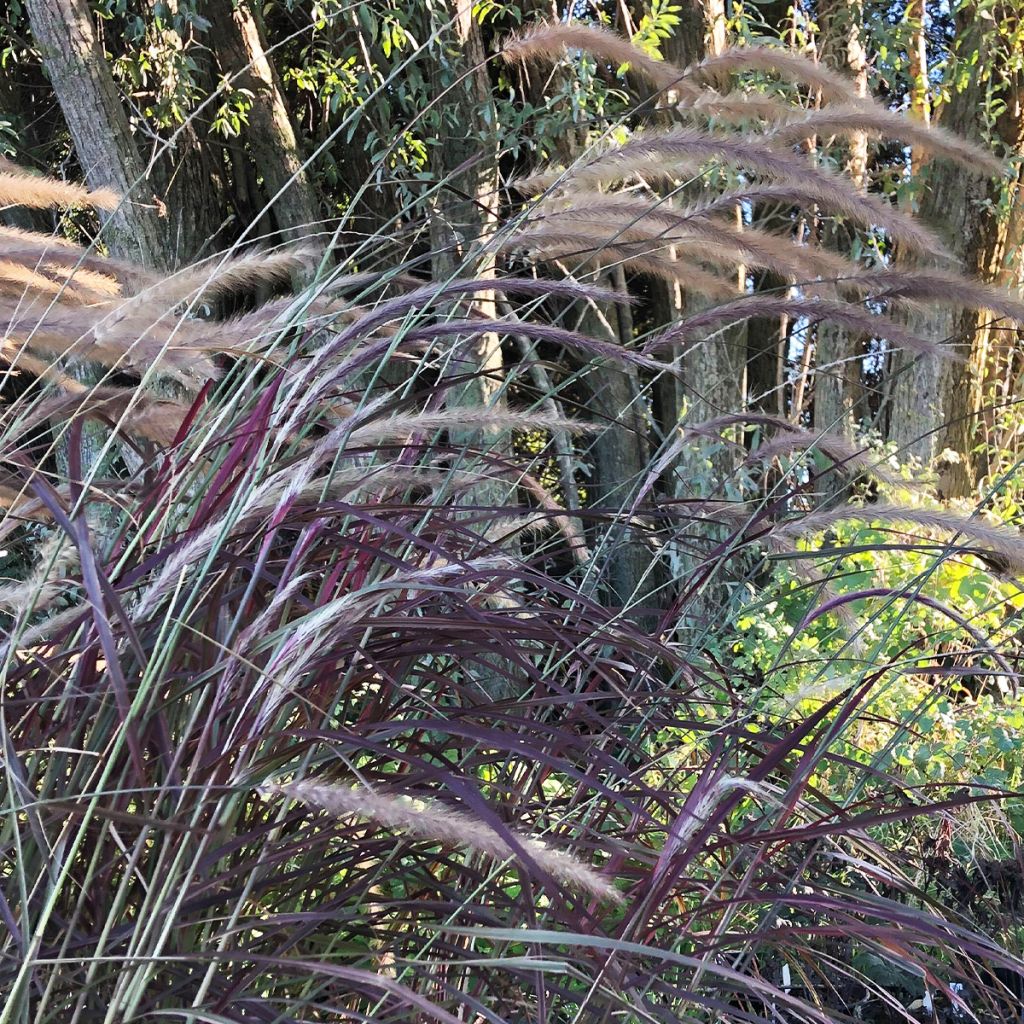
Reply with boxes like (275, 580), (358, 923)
(1, 602), (87, 658)
(503, 224), (740, 297)
(687, 46), (865, 103)
(684, 414), (900, 489)
(516, 127), (945, 256)
(265, 778), (623, 904)
(683, 183), (914, 254)
(3, 386), (190, 449)
(687, 410), (797, 438)
(390, 316), (670, 375)
(277, 557), (519, 654)
(500, 21), (689, 95)
(0, 290), (262, 384)
(145, 246), (319, 308)
(0, 342), (85, 390)
(513, 235), (741, 299)
(659, 776), (755, 858)
(768, 104), (1004, 176)
(0, 225), (145, 290)
(745, 431), (901, 484)
(280, 275), (635, 425)
(52, 265), (122, 299)
(0, 260), (72, 301)
(347, 409), (591, 446)
(684, 90), (796, 122)
(0, 258), (117, 306)
(476, 512), (550, 545)
(851, 268), (1024, 324)
(647, 294), (950, 356)
(0, 531), (78, 616)
(781, 503), (1024, 576)
(523, 199), (860, 282)
(0, 168), (118, 210)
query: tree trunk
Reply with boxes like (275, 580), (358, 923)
(746, 269), (787, 415)
(423, 0), (501, 428)
(679, 0), (746, 464)
(936, 153), (1024, 498)
(888, 16), (1023, 496)
(907, 0), (931, 179)
(203, 0), (322, 243)
(813, 0), (868, 440)
(576, 288), (665, 621)
(26, 0), (170, 267)
(976, 173), (1024, 477)
(140, 2), (231, 264)
(650, 0), (710, 443)
(421, 0), (520, 699)
(26, 0), (184, 517)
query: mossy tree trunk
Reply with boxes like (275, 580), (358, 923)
(140, 0), (231, 264)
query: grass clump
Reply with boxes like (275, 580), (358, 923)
(1, 25), (1023, 1024)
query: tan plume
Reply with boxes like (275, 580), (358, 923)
(687, 46), (865, 103)
(501, 21), (689, 95)
(782, 503), (1024, 576)
(524, 197), (861, 282)
(503, 227), (739, 298)
(650, 294), (951, 357)
(145, 246), (319, 308)
(745, 431), (901, 485)
(516, 127), (945, 256)
(685, 90), (796, 122)
(265, 778), (623, 904)
(0, 225), (147, 290)
(768, 104), (1004, 176)
(347, 410), (591, 446)
(851, 268), (1024, 324)
(0, 168), (119, 211)
(0, 532), (78, 617)
(3, 385), (190, 449)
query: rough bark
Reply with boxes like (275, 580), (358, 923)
(888, 17), (1023, 496)
(26, 0), (171, 267)
(576, 290), (664, 620)
(671, 0), (745, 464)
(647, 0), (747, 634)
(746, 268), (787, 415)
(907, 0), (931, 178)
(678, 0), (746, 467)
(422, 1), (520, 698)
(813, 0), (869, 439)
(937, 152), (1024, 497)
(650, 0), (709, 442)
(140, 3), (231, 263)
(424, 0), (501, 420)
(25, 0), (186, 514)
(977, 174), (1024, 473)
(204, 0), (322, 243)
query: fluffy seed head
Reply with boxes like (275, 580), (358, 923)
(265, 778), (623, 904)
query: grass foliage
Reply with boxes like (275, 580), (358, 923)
(2, 24), (1024, 1023)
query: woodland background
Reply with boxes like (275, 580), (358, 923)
(3, 0), (1022, 491)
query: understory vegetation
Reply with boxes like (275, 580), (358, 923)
(2, 2), (1024, 1022)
